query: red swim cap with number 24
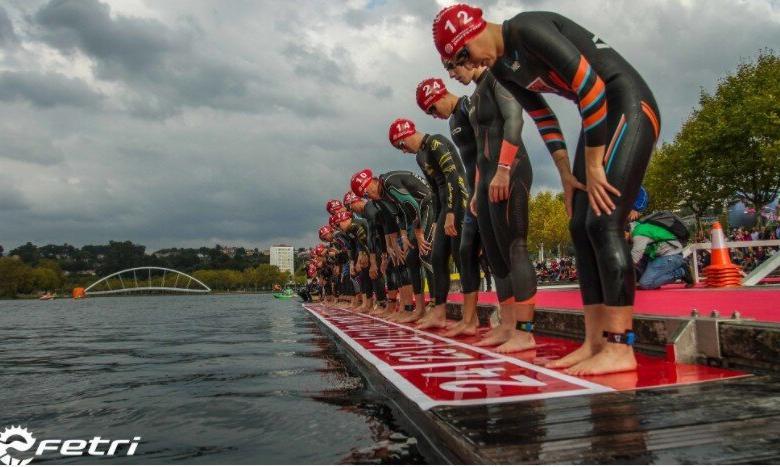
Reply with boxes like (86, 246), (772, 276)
(416, 78), (448, 112)
(432, 4), (486, 61)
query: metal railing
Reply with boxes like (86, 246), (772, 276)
(684, 240), (780, 285)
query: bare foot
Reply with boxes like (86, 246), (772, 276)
(417, 315), (447, 330)
(564, 344), (637, 376)
(495, 331), (536, 353)
(474, 327), (514, 347)
(442, 321), (478, 338)
(396, 311), (423, 324)
(545, 343), (595, 369)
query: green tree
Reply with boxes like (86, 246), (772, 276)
(9, 242), (40, 266)
(0, 257), (32, 298)
(528, 191), (571, 258)
(707, 51), (780, 221)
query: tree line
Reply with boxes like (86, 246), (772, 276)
(644, 50), (779, 231)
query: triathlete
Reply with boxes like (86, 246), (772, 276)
(415, 77), (486, 338)
(387, 117), (468, 330)
(330, 210), (386, 313)
(432, 4), (661, 375)
(343, 191), (414, 318)
(351, 168), (433, 323)
(318, 224), (353, 304)
(324, 201), (361, 307)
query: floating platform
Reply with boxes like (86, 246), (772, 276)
(303, 297), (780, 463)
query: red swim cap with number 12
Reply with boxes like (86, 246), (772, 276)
(432, 4), (486, 61)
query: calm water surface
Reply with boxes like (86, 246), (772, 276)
(0, 295), (426, 464)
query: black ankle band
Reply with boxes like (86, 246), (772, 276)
(403, 305), (415, 312)
(515, 321), (534, 333)
(603, 330), (636, 346)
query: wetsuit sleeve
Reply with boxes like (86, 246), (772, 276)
(498, 79), (567, 153)
(422, 170), (441, 216)
(519, 22), (607, 147)
(493, 81), (525, 166)
(433, 137), (466, 213)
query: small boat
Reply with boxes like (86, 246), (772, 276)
(39, 292), (56, 300)
(273, 287), (296, 299)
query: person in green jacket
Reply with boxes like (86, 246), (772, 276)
(630, 220), (693, 289)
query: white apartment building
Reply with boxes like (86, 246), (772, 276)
(270, 244), (295, 273)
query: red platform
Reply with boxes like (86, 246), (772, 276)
(445, 285), (780, 323)
(304, 304), (747, 410)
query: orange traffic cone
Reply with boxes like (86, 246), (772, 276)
(702, 222), (742, 288)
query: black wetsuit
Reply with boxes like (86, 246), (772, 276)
(331, 232), (354, 296)
(415, 134), (468, 305)
(379, 171), (433, 295)
(493, 12), (661, 306)
(470, 70), (536, 302)
(362, 199), (410, 293)
(450, 96), (482, 295)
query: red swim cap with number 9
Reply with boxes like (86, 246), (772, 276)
(351, 168), (373, 197)
(432, 4), (486, 61)
(388, 118), (416, 146)
(416, 78), (448, 112)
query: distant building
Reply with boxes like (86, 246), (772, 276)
(270, 244), (294, 273)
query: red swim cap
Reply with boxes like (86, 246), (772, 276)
(329, 210), (352, 228)
(432, 4), (486, 61)
(416, 78), (448, 112)
(318, 224), (333, 241)
(314, 244), (326, 256)
(388, 118), (416, 146)
(343, 191), (360, 207)
(351, 168), (373, 197)
(326, 199), (343, 215)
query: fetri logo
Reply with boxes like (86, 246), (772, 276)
(0, 426), (141, 465)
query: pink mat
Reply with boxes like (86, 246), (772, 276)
(445, 286), (780, 323)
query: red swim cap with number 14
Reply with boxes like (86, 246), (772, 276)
(432, 4), (486, 61)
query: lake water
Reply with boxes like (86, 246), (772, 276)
(0, 295), (426, 464)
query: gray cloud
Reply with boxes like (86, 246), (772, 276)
(0, 70), (102, 108)
(0, 6), (17, 46)
(0, 0), (777, 252)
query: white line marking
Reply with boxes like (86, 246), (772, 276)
(303, 304), (613, 410)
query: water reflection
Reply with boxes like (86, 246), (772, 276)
(0, 295), (426, 464)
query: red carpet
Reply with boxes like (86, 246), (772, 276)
(445, 285), (780, 323)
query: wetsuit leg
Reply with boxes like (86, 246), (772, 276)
(372, 275), (386, 301)
(359, 268), (373, 296)
(475, 183), (512, 302)
(386, 263), (400, 291)
(570, 83), (660, 306)
(506, 151), (537, 302)
(459, 209), (482, 294)
(431, 197), (452, 305)
(406, 244), (423, 295)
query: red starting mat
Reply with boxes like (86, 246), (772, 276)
(304, 304), (747, 410)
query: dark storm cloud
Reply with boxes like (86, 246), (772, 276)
(0, 0), (778, 251)
(0, 70), (102, 108)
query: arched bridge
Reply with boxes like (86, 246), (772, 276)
(84, 267), (211, 295)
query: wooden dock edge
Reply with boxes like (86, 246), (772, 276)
(444, 303), (780, 373)
(309, 309), (491, 464)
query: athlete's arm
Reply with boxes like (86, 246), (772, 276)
(433, 136), (466, 215)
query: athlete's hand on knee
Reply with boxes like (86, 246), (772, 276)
(444, 212), (458, 237)
(585, 165), (620, 216)
(369, 263), (378, 280)
(415, 230), (432, 256)
(489, 166), (510, 203)
(560, 172), (586, 218)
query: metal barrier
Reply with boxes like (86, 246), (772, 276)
(684, 240), (780, 285)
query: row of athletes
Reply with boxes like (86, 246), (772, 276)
(307, 3), (660, 376)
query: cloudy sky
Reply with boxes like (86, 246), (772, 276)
(0, 0), (778, 252)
